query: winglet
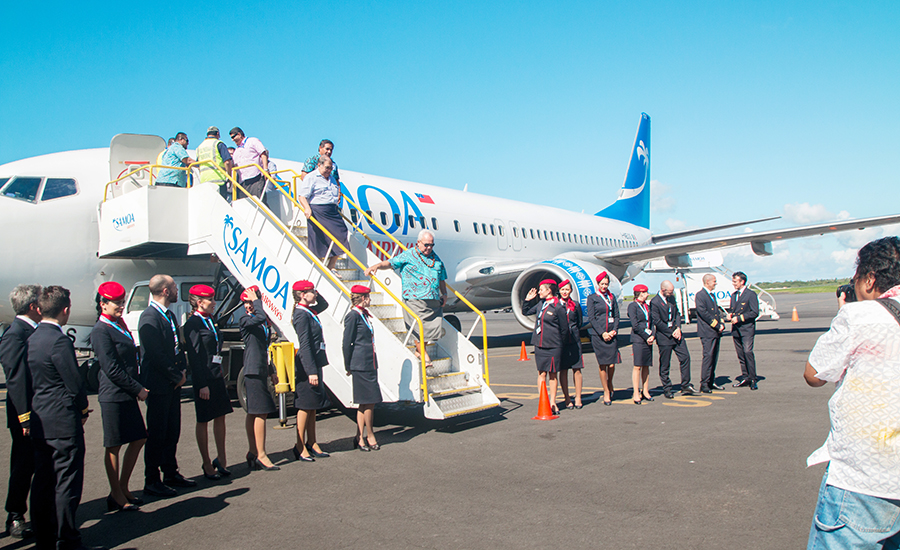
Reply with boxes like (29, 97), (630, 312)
(595, 113), (651, 229)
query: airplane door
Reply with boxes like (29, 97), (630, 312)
(109, 134), (166, 198)
(509, 220), (522, 251)
(494, 219), (509, 251)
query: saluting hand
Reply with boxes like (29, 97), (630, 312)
(525, 288), (538, 301)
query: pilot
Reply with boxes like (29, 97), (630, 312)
(727, 271), (759, 390)
(695, 274), (726, 393)
(523, 279), (570, 415)
(183, 284), (234, 480)
(0, 284), (41, 539)
(296, 155), (349, 274)
(300, 139), (340, 183)
(628, 284), (655, 404)
(91, 281), (148, 512)
(588, 272), (620, 406)
(342, 285), (382, 451)
(557, 280), (584, 409)
(291, 280), (332, 462)
(156, 132), (195, 188)
(650, 281), (696, 398)
(27, 286), (93, 550)
(139, 274), (195, 497)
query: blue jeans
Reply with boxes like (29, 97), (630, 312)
(808, 473), (900, 549)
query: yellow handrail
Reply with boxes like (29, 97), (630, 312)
(211, 163), (434, 400)
(103, 163), (192, 201)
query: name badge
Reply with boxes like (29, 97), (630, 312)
(668, 321), (674, 328)
(212, 355), (223, 365)
(319, 342), (327, 351)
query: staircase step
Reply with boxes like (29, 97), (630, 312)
(427, 357), (453, 376)
(378, 317), (406, 332)
(433, 391), (495, 418)
(426, 372), (470, 394)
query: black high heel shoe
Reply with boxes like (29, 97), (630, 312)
(292, 446), (315, 462)
(202, 465), (221, 480)
(246, 452), (256, 470)
(642, 394), (654, 402)
(356, 437), (371, 452)
(254, 458), (280, 471)
(212, 458), (231, 476)
(305, 444), (330, 458)
(125, 494), (144, 505)
(107, 495), (139, 512)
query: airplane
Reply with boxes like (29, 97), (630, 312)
(2, 112), (899, 346)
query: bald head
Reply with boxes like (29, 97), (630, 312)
(659, 280), (674, 297)
(149, 274), (177, 306)
(702, 273), (717, 290)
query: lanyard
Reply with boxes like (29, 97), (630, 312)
(599, 291), (613, 311)
(194, 312), (219, 347)
(638, 302), (649, 320)
(149, 301), (179, 348)
(100, 316), (134, 344)
(356, 307), (373, 333)
(296, 303), (322, 327)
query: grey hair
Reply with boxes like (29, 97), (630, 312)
(9, 284), (41, 316)
(417, 229), (434, 242)
(317, 155), (333, 168)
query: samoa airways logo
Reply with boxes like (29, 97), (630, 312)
(222, 215), (288, 319)
(542, 258), (595, 319)
(112, 212), (136, 232)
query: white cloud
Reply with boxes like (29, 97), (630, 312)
(830, 248), (858, 266)
(836, 227), (882, 249)
(650, 180), (674, 213)
(665, 218), (690, 231)
(782, 202), (835, 224)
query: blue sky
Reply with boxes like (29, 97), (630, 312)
(2, 1), (898, 284)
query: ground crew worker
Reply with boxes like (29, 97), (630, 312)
(196, 127), (234, 201)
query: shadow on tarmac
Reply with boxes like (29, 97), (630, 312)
(81, 487), (249, 549)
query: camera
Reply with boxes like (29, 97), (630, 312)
(836, 283), (856, 303)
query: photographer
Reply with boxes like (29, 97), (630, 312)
(804, 236), (900, 548)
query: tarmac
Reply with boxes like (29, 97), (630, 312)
(0, 292), (841, 549)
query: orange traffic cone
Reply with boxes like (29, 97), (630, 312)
(792, 306), (799, 322)
(518, 341), (529, 361)
(532, 379), (559, 421)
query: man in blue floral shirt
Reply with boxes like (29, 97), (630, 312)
(300, 139), (340, 184)
(365, 230), (447, 365)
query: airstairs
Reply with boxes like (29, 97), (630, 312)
(98, 138), (499, 419)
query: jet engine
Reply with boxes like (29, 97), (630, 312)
(511, 258), (622, 330)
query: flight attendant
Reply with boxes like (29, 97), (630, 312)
(238, 286), (279, 471)
(523, 279), (570, 415)
(291, 280), (331, 462)
(91, 282), (148, 512)
(342, 285), (382, 451)
(557, 280), (584, 409)
(587, 272), (620, 406)
(628, 284), (655, 404)
(183, 284), (233, 480)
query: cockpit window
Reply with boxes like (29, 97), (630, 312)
(40, 178), (78, 201)
(0, 178), (9, 189)
(1, 177), (42, 203)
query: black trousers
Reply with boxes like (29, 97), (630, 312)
(239, 174), (265, 199)
(658, 338), (691, 391)
(732, 326), (757, 381)
(144, 389), (181, 484)
(5, 422), (33, 517)
(700, 335), (721, 389)
(31, 434), (85, 550)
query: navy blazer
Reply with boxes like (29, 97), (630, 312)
(562, 298), (582, 345)
(0, 317), (35, 429)
(91, 319), (143, 403)
(587, 292), (619, 337)
(239, 299), (273, 377)
(138, 303), (187, 394)
(730, 287), (759, 331)
(27, 322), (89, 440)
(292, 295), (329, 379)
(523, 297), (570, 349)
(342, 308), (377, 373)
(695, 288), (724, 339)
(649, 294), (682, 346)
(628, 301), (654, 344)
(183, 314), (223, 390)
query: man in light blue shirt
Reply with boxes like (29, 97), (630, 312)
(156, 133), (195, 187)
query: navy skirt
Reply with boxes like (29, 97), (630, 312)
(309, 203), (349, 260)
(534, 346), (562, 373)
(351, 370), (383, 405)
(100, 400), (147, 448)
(590, 334), (621, 365)
(244, 374), (277, 415)
(632, 340), (653, 367)
(193, 378), (234, 423)
(560, 342), (583, 370)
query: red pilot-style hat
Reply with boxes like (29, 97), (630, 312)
(558, 279), (571, 289)
(189, 284), (215, 298)
(350, 285), (371, 294)
(240, 285), (260, 302)
(98, 281), (126, 301)
(633, 284), (649, 293)
(539, 278), (558, 287)
(595, 271), (609, 283)
(292, 280), (314, 292)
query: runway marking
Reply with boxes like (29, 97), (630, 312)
(662, 391), (737, 407)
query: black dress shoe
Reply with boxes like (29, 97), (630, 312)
(750, 380), (758, 390)
(733, 379), (751, 388)
(305, 444), (330, 458)
(125, 495), (144, 505)
(212, 458), (232, 476)
(163, 473), (197, 488)
(71, 545), (110, 550)
(700, 387), (713, 394)
(7, 517), (33, 538)
(681, 387), (696, 396)
(664, 390), (674, 399)
(143, 481), (177, 497)
(711, 383), (725, 390)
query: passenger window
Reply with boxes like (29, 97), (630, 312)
(408, 215), (416, 229)
(126, 285), (151, 314)
(482, 223), (487, 235)
(365, 210), (372, 221)
(432, 217), (439, 231)
(380, 212), (388, 226)
(543, 230), (548, 240)
(490, 225), (495, 236)
(499, 226), (504, 236)
(454, 220), (460, 232)
(394, 213), (402, 227)
(419, 216), (426, 229)
(550, 232), (554, 241)
(473, 223), (479, 234)
(513, 227), (518, 238)
(530, 229), (535, 239)
(2, 176), (42, 203)
(350, 209), (359, 224)
(556, 232), (560, 241)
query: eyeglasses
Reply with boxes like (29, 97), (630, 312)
(421, 243), (434, 248)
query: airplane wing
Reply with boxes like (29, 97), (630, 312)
(597, 214), (900, 267)
(650, 216), (780, 243)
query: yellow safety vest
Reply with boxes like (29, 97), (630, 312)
(196, 138), (227, 185)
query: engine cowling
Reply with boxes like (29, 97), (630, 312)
(511, 258), (622, 329)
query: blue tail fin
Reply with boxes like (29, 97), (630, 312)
(595, 113), (650, 229)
